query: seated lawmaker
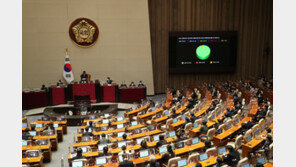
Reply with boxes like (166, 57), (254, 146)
(138, 81), (145, 87)
(98, 146), (112, 157)
(80, 71), (88, 83)
(57, 80), (63, 87)
(119, 154), (134, 167)
(72, 148), (85, 160)
(120, 81), (128, 88)
(22, 128), (32, 140)
(156, 135), (167, 147)
(129, 82), (136, 88)
(82, 127), (93, 137)
(222, 145), (240, 166)
(106, 77), (113, 84)
(41, 84), (47, 92)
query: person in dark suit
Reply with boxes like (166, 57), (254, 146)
(149, 157), (161, 167)
(167, 144), (175, 158)
(22, 128), (32, 140)
(129, 82), (136, 88)
(80, 71), (88, 83)
(72, 148), (85, 160)
(41, 84), (47, 92)
(106, 77), (113, 84)
(156, 135), (167, 148)
(43, 122), (55, 131)
(171, 108), (178, 118)
(139, 140), (149, 151)
(119, 154), (134, 167)
(195, 163), (202, 167)
(98, 133), (111, 144)
(82, 127), (93, 137)
(120, 81), (128, 88)
(190, 112), (197, 123)
(86, 121), (95, 131)
(98, 146), (111, 157)
(199, 120), (208, 135)
(222, 145), (240, 166)
(138, 81), (145, 87)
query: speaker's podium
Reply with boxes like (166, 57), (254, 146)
(74, 95), (91, 115)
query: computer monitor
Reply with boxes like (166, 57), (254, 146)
(175, 142), (185, 149)
(218, 147), (226, 155)
(164, 110), (169, 116)
(182, 114), (186, 120)
(29, 131), (37, 136)
(227, 123), (232, 129)
(256, 157), (266, 165)
(131, 121), (138, 126)
(96, 157), (107, 165)
(72, 161), (83, 167)
(22, 123), (28, 128)
(101, 126), (108, 131)
(79, 146), (88, 153)
(137, 138), (145, 145)
(241, 163), (251, 167)
(148, 125), (156, 131)
(254, 129), (260, 136)
(45, 130), (54, 136)
(169, 131), (176, 138)
(36, 123), (43, 128)
(153, 135), (160, 141)
(22, 140), (28, 147)
(117, 117), (124, 122)
(38, 139), (48, 145)
(118, 141), (126, 148)
(139, 149), (149, 158)
(57, 117), (63, 121)
(173, 118), (178, 123)
(102, 119), (109, 124)
(194, 122), (199, 128)
(261, 124), (266, 131)
(104, 113), (110, 118)
(152, 107), (156, 111)
(246, 134), (252, 143)
(98, 144), (107, 151)
(27, 151), (38, 158)
(234, 118), (240, 125)
(117, 132), (125, 137)
(211, 114), (215, 120)
(118, 154), (129, 162)
(159, 145), (168, 154)
(134, 129), (141, 134)
(177, 159), (187, 167)
(217, 110), (221, 115)
(199, 153), (209, 161)
(117, 124), (124, 129)
(53, 123), (59, 128)
(192, 137), (200, 145)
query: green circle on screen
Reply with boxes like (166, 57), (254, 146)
(196, 45), (211, 60)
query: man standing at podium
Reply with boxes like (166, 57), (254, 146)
(80, 71), (88, 83)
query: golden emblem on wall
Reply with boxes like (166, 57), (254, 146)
(69, 18), (99, 48)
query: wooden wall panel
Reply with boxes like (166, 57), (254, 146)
(148, 0), (273, 94)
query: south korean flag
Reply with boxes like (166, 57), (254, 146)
(63, 49), (74, 84)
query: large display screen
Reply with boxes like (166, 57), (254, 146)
(169, 31), (237, 73)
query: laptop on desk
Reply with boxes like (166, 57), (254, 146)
(199, 153), (209, 162)
(139, 149), (150, 158)
(96, 157), (107, 165)
(177, 159), (188, 167)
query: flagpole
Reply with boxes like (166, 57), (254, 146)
(66, 48), (68, 55)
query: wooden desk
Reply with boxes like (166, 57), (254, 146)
(22, 144), (52, 162)
(152, 116), (169, 124)
(176, 106), (187, 114)
(34, 120), (67, 134)
(213, 117), (251, 146)
(242, 124), (273, 157)
(77, 128), (125, 138)
(169, 120), (185, 131)
(189, 121), (216, 138)
(185, 156), (217, 167)
(125, 105), (148, 116)
(22, 157), (43, 167)
(33, 135), (58, 151)
(111, 120), (128, 125)
(127, 124), (146, 131)
(110, 129), (163, 142)
(73, 140), (98, 147)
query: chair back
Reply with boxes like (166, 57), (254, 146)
(168, 156), (181, 167)
(187, 153), (199, 163)
(207, 128), (216, 141)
